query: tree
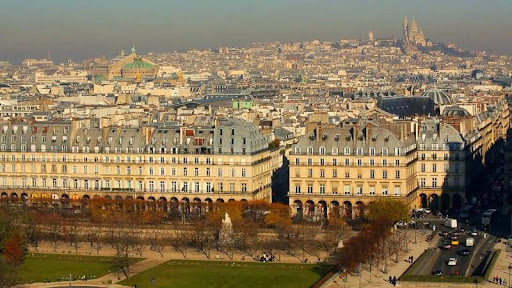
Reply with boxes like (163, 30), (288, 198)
(1, 232), (25, 269)
(366, 199), (409, 223)
(0, 258), (21, 288)
(191, 219), (215, 259)
(320, 213), (348, 255)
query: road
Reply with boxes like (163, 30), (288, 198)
(426, 229), (495, 277)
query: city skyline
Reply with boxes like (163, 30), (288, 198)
(1, 0), (512, 63)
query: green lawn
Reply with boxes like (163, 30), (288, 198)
(18, 253), (142, 283)
(120, 260), (330, 288)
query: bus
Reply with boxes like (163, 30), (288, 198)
(482, 209), (497, 226)
(459, 205), (474, 219)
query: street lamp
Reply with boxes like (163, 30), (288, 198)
(508, 263), (512, 288)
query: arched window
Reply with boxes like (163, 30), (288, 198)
(382, 148), (388, 156)
(319, 146), (326, 155)
(307, 147), (314, 155)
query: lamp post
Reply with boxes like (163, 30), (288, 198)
(508, 263), (512, 288)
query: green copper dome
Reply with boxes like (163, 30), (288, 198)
(123, 57), (154, 69)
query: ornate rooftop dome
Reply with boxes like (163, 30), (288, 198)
(123, 57), (154, 70)
(421, 88), (453, 106)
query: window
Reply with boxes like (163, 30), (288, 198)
(455, 163), (460, 173)
(295, 185), (301, 194)
(148, 167), (154, 175)
(356, 186), (363, 195)
(370, 170), (375, 179)
(319, 147), (326, 155)
(307, 147), (313, 155)
(332, 169), (337, 178)
(432, 164), (437, 172)
(149, 181), (154, 192)
(369, 186), (375, 195)
(194, 168), (199, 176)
(171, 168), (176, 176)
(444, 164), (449, 172)
(206, 168), (211, 176)
(369, 148), (376, 156)
(307, 169), (313, 177)
(332, 147), (338, 155)
(357, 159), (362, 166)
(455, 153), (459, 161)
(295, 158), (300, 165)
(160, 167), (165, 175)
(369, 159), (375, 166)
(206, 182), (212, 193)
(344, 147), (350, 155)
(241, 169), (246, 177)
(320, 169), (325, 178)
(294, 147), (301, 154)
(421, 153), (426, 160)
(382, 186), (388, 195)
(344, 185), (351, 195)
(421, 163), (426, 172)
(307, 158), (313, 165)
(432, 154), (437, 160)
(395, 170), (400, 179)
(319, 185), (325, 195)
(395, 148), (401, 156)
(241, 183), (247, 193)
(183, 167), (187, 176)
(344, 159), (350, 166)
(394, 187), (401, 196)
(356, 148), (363, 156)
(332, 159), (337, 166)
(345, 171), (350, 178)
(382, 159), (388, 166)
(395, 159), (400, 166)
(382, 148), (388, 156)
(382, 170), (387, 179)
(307, 185), (313, 194)
(217, 168), (223, 177)
(160, 181), (166, 192)
(320, 159), (325, 165)
(194, 182), (200, 192)
(218, 183), (223, 192)
(420, 178), (426, 188)
(432, 177), (437, 188)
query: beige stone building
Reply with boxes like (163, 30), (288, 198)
(0, 118), (278, 214)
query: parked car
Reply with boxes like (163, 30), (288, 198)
(447, 258), (458, 266)
(459, 249), (470, 256)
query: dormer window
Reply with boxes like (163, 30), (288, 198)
(319, 146), (326, 155)
(294, 147), (301, 154)
(307, 147), (313, 155)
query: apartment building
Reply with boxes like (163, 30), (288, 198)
(0, 118), (277, 211)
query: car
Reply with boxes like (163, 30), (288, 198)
(459, 227), (466, 233)
(442, 243), (452, 250)
(470, 231), (478, 236)
(439, 231), (449, 237)
(451, 236), (459, 241)
(459, 249), (470, 256)
(451, 240), (460, 246)
(447, 258), (458, 266)
(451, 232), (460, 237)
(432, 269), (443, 276)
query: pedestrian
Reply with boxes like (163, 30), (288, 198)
(499, 277), (502, 285)
(411, 256), (414, 262)
(393, 276), (397, 286)
(494, 276), (497, 283)
(389, 276), (393, 283)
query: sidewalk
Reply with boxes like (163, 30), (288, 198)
(327, 230), (433, 288)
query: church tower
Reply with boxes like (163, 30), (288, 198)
(403, 17), (409, 43)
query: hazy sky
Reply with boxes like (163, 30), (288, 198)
(1, 0), (511, 63)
